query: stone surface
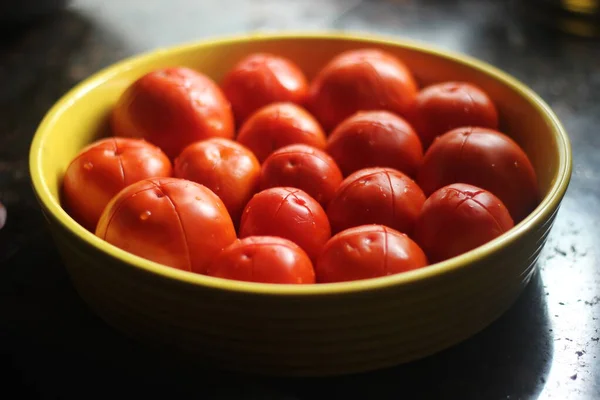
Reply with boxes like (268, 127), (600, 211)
(0, 0), (598, 398)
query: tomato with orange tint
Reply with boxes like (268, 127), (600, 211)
(417, 126), (538, 222)
(174, 138), (260, 223)
(62, 137), (172, 232)
(326, 110), (423, 177)
(260, 144), (343, 207)
(307, 48), (418, 132)
(327, 167), (425, 235)
(111, 67), (234, 158)
(413, 183), (514, 263)
(316, 225), (428, 283)
(237, 102), (327, 163)
(221, 53), (309, 124)
(409, 82), (498, 148)
(206, 236), (315, 284)
(96, 177), (236, 274)
(239, 187), (331, 261)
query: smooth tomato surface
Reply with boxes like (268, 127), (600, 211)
(96, 177), (236, 274)
(413, 183), (514, 263)
(409, 81), (498, 149)
(307, 48), (418, 132)
(417, 126), (539, 222)
(327, 167), (425, 235)
(206, 236), (315, 284)
(111, 67), (235, 158)
(174, 138), (260, 223)
(260, 144), (343, 207)
(220, 53), (308, 124)
(62, 137), (172, 232)
(326, 110), (423, 177)
(239, 187), (331, 261)
(237, 102), (327, 163)
(316, 225), (428, 283)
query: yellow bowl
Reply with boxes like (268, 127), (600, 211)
(29, 32), (571, 377)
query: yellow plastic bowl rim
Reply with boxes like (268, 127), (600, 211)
(29, 31), (572, 296)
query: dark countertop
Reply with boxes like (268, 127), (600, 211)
(0, 0), (598, 399)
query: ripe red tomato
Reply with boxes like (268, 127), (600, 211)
(416, 126), (539, 222)
(326, 110), (423, 177)
(62, 137), (172, 232)
(260, 144), (343, 207)
(111, 67), (235, 159)
(413, 183), (514, 263)
(174, 138), (260, 223)
(206, 236), (315, 284)
(327, 167), (425, 235)
(307, 48), (418, 132)
(96, 177), (236, 274)
(316, 225), (428, 283)
(220, 53), (309, 124)
(236, 102), (327, 163)
(408, 81), (499, 149)
(239, 187), (331, 261)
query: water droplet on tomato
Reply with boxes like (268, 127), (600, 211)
(139, 210), (151, 221)
(83, 162), (93, 170)
(514, 161), (519, 168)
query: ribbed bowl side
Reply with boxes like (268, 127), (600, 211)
(45, 203), (559, 377)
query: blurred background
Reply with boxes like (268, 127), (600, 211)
(1, 1), (599, 399)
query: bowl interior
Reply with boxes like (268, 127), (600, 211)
(30, 33), (570, 290)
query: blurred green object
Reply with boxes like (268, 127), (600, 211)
(0, 0), (67, 25)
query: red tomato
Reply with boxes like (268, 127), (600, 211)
(260, 144), (343, 207)
(307, 48), (418, 132)
(416, 126), (539, 222)
(62, 137), (172, 232)
(220, 53), (308, 124)
(316, 225), (428, 283)
(408, 81), (499, 149)
(206, 236), (315, 284)
(326, 110), (423, 177)
(239, 187), (331, 261)
(413, 183), (514, 263)
(174, 138), (260, 223)
(96, 177), (236, 274)
(111, 67), (234, 159)
(236, 102), (327, 163)
(327, 167), (425, 235)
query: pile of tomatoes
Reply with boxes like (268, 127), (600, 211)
(61, 48), (539, 285)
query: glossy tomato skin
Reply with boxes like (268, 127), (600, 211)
(416, 126), (539, 222)
(220, 53), (309, 125)
(409, 82), (498, 149)
(236, 102), (327, 163)
(111, 67), (235, 159)
(239, 187), (331, 262)
(307, 48), (418, 132)
(316, 225), (428, 283)
(62, 137), (172, 232)
(96, 177), (236, 274)
(413, 183), (514, 263)
(174, 138), (260, 223)
(260, 144), (343, 207)
(206, 236), (315, 284)
(327, 167), (425, 235)
(326, 110), (423, 177)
